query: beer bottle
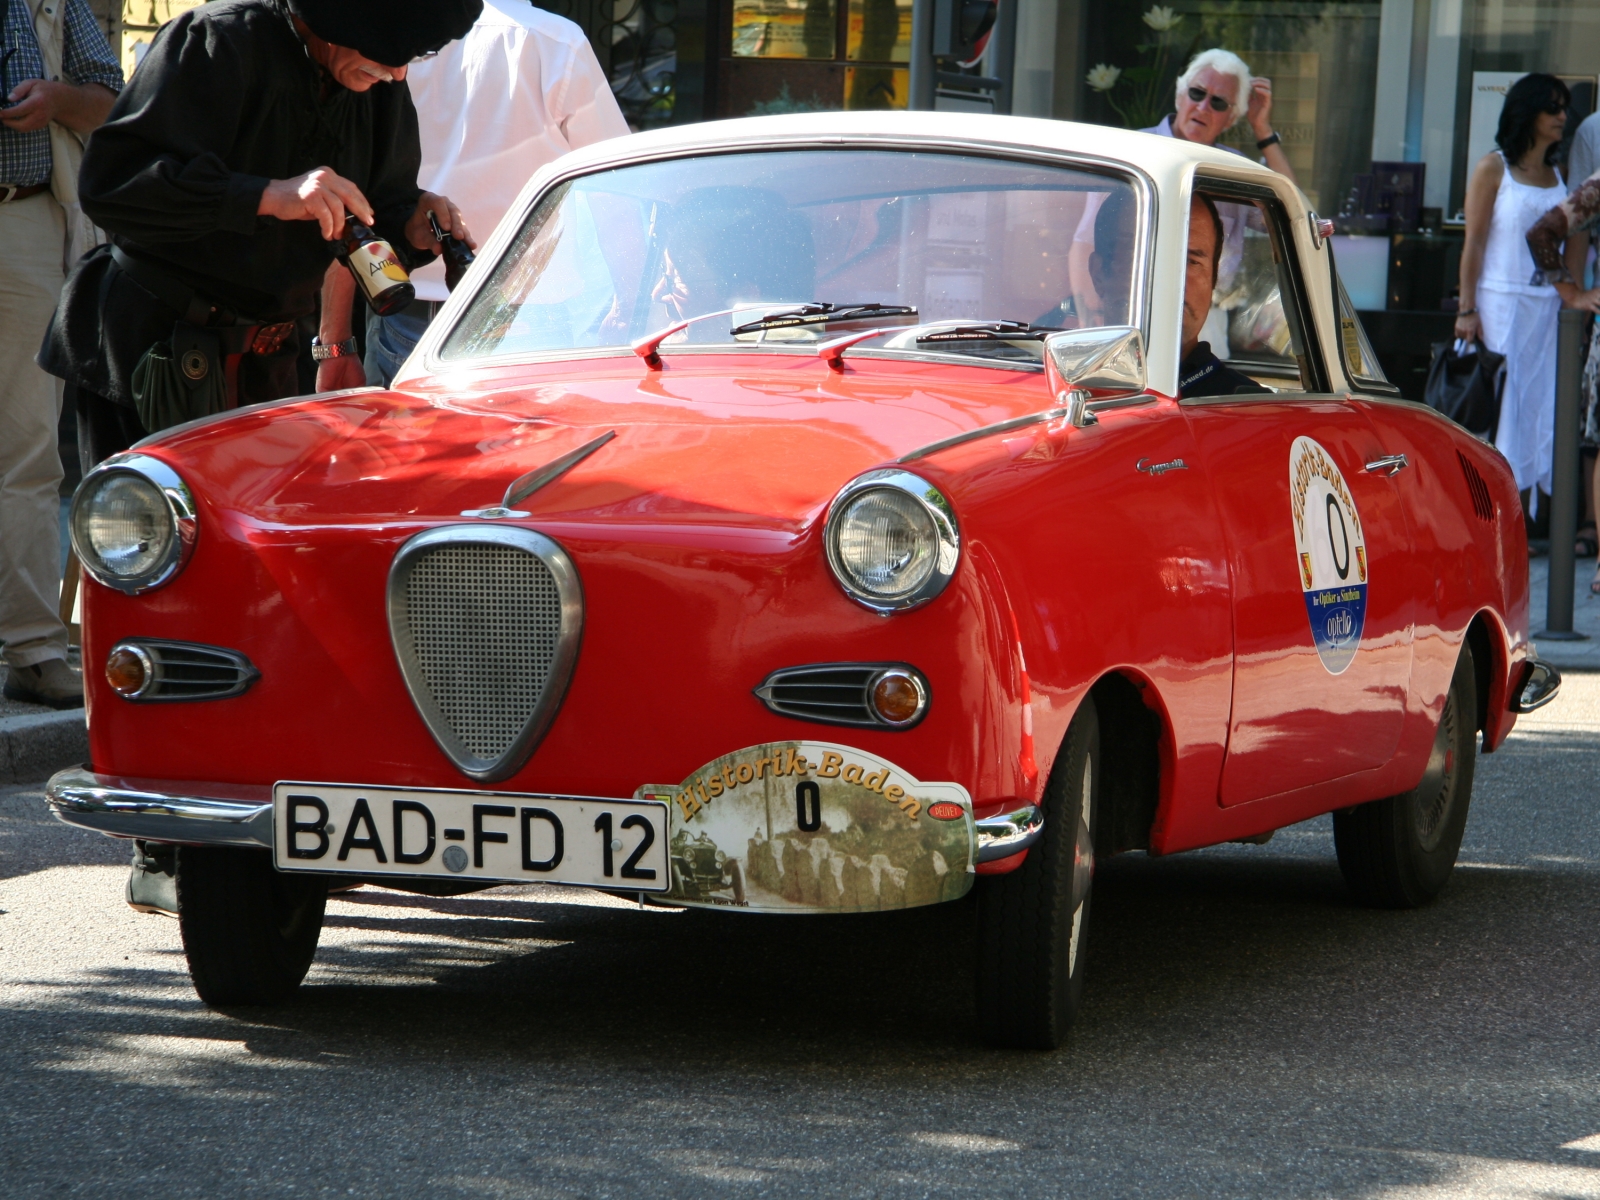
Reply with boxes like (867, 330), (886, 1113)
(428, 210), (476, 292)
(332, 217), (414, 316)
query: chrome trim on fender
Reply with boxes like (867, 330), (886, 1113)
(46, 767), (272, 848)
(1513, 658), (1561, 714)
(974, 804), (1043, 862)
(898, 394), (1161, 463)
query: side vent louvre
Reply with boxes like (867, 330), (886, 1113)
(1458, 452), (1495, 523)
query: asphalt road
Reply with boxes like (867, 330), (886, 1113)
(4, 680), (1600, 1198)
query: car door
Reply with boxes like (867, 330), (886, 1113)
(1181, 182), (1415, 806)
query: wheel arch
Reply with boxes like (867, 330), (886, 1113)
(1464, 608), (1513, 752)
(1086, 669), (1169, 857)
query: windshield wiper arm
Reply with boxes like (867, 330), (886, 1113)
(730, 302), (917, 337)
(914, 320), (1057, 344)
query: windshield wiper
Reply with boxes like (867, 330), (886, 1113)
(730, 302), (917, 337)
(633, 302), (918, 369)
(914, 320), (1057, 344)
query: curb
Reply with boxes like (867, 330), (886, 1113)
(0, 709), (88, 787)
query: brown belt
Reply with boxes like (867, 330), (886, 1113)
(0, 183), (50, 204)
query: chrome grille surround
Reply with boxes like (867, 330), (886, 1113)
(108, 639), (259, 702)
(387, 526), (583, 782)
(754, 662), (930, 729)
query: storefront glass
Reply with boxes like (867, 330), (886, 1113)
(1082, 1), (1384, 214)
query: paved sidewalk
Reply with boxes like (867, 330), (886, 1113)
(0, 663), (87, 787)
(1528, 552), (1600, 670)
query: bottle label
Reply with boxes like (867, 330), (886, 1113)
(349, 240), (409, 296)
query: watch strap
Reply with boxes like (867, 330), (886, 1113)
(1256, 131), (1282, 150)
(311, 336), (359, 361)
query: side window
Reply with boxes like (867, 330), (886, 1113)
(1193, 184), (1322, 394)
(1331, 265), (1395, 391)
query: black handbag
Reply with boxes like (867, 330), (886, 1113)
(1425, 338), (1505, 438)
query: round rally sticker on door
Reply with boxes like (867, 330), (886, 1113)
(1290, 436), (1367, 674)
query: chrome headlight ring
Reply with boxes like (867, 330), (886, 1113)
(70, 453), (198, 595)
(823, 469), (960, 614)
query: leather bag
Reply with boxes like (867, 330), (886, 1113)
(1425, 339), (1505, 439)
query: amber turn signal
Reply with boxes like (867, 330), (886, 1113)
(105, 645), (152, 698)
(870, 669), (926, 726)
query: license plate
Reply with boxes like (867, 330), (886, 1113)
(272, 782), (670, 891)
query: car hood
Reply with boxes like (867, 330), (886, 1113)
(145, 353), (1051, 530)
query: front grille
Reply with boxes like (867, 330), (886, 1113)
(389, 527), (582, 782)
(115, 640), (258, 702)
(754, 662), (928, 729)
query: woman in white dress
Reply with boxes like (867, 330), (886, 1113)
(1456, 74), (1571, 513)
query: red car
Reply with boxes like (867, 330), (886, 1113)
(51, 113), (1557, 1048)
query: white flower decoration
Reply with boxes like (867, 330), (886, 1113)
(1085, 63), (1123, 92)
(1142, 6), (1181, 31)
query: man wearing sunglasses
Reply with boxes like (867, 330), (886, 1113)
(1071, 47), (1294, 338)
(1169, 48), (1296, 185)
(39, 0), (480, 471)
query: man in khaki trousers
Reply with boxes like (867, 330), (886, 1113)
(0, 0), (120, 708)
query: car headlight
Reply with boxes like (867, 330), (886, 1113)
(70, 454), (197, 594)
(824, 469), (959, 612)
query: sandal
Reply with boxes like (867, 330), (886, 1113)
(1591, 564), (1600, 595)
(1578, 524), (1599, 558)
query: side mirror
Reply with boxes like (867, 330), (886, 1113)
(1042, 326), (1147, 426)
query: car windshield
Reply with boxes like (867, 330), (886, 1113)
(437, 149), (1144, 366)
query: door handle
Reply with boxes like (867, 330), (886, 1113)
(1365, 454), (1408, 476)
(1137, 457), (1188, 476)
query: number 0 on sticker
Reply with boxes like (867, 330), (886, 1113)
(1289, 436), (1368, 674)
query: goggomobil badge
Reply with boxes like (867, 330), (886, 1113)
(1290, 436), (1367, 674)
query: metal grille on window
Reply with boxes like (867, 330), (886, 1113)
(403, 544), (563, 764)
(534, 0), (679, 128)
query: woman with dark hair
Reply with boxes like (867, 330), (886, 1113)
(1455, 73), (1570, 512)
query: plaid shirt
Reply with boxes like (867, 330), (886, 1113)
(0, 0), (122, 186)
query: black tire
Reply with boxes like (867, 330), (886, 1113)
(175, 846), (327, 1006)
(975, 695), (1099, 1049)
(1334, 642), (1479, 908)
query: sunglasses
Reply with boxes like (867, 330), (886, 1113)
(1543, 99), (1569, 115)
(1186, 85), (1232, 114)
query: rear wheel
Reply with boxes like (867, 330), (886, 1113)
(1334, 643), (1479, 908)
(975, 696), (1098, 1049)
(176, 847), (327, 1006)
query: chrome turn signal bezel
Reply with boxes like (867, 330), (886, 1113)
(70, 453), (198, 595)
(823, 469), (960, 614)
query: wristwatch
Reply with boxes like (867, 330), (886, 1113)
(311, 336), (358, 361)
(1256, 131), (1282, 150)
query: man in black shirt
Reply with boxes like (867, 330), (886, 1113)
(1178, 192), (1270, 399)
(40, 0), (480, 462)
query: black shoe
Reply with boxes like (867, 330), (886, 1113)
(3, 659), (85, 710)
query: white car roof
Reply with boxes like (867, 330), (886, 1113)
(407, 111), (1347, 398)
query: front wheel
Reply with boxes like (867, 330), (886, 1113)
(176, 847), (327, 1006)
(1334, 642), (1479, 908)
(975, 696), (1098, 1049)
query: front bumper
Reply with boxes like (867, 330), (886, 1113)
(47, 767), (1043, 863)
(47, 768), (271, 848)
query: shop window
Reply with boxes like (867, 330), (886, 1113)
(722, 0), (908, 115)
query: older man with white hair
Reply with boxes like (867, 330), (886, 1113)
(1070, 47), (1295, 336)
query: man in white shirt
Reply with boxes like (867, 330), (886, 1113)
(325, 0), (631, 388)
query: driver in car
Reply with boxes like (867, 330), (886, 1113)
(1177, 193), (1269, 399)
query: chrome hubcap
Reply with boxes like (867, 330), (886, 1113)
(1414, 691), (1458, 850)
(1068, 758), (1094, 975)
